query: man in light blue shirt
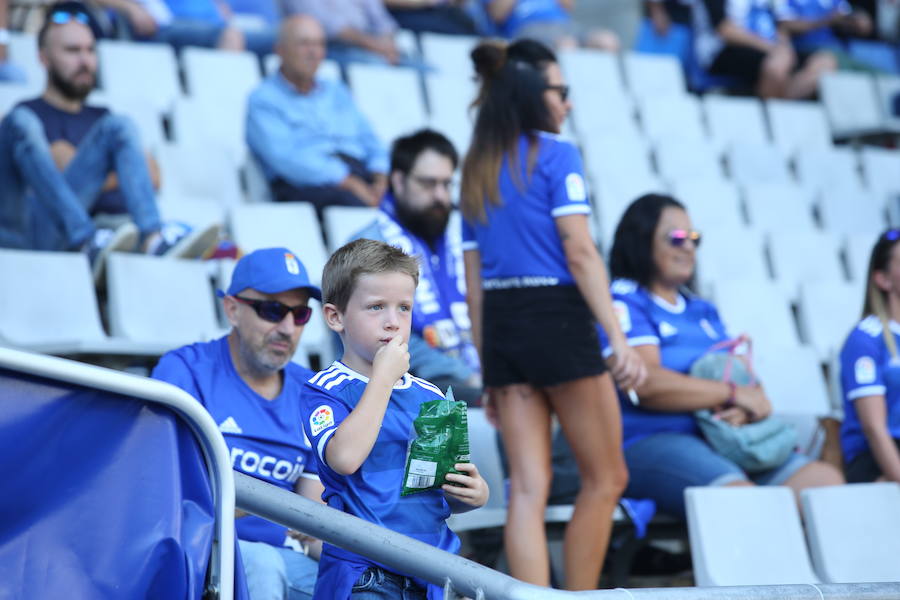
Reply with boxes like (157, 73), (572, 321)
(245, 15), (388, 214)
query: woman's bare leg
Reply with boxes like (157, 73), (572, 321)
(494, 384), (554, 586)
(546, 374), (628, 590)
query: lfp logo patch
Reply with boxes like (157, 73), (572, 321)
(284, 252), (300, 275)
(310, 404), (335, 436)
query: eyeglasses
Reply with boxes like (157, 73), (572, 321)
(667, 229), (702, 248)
(409, 175), (454, 192)
(49, 10), (90, 26)
(233, 296), (313, 325)
(546, 84), (570, 102)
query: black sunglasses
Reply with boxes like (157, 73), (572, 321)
(546, 84), (570, 102)
(234, 296), (312, 325)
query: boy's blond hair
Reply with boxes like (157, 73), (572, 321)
(322, 239), (420, 312)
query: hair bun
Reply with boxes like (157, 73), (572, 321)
(471, 40), (508, 80)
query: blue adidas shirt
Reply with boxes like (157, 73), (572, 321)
(839, 316), (900, 464)
(152, 336), (318, 547)
(301, 362), (460, 600)
(598, 279), (730, 446)
(483, 0), (570, 37)
(461, 132), (590, 289)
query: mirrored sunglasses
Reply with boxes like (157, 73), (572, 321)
(668, 229), (702, 248)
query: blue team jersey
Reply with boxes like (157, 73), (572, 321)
(152, 336), (318, 547)
(301, 362), (460, 600)
(483, 0), (570, 36)
(598, 279), (731, 446)
(839, 316), (900, 464)
(461, 132), (590, 289)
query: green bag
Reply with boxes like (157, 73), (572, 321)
(401, 387), (471, 496)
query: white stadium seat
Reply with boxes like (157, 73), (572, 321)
(419, 33), (479, 76)
(654, 137), (723, 184)
(819, 71), (883, 139)
(425, 72), (477, 156)
(672, 178), (745, 231)
(621, 52), (686, 100)
(768, 230), (846, 300)
(796, 280), (860, 361)
(725, 142), (792, 186)
(7, 32), (44, 94)
(845, 232), (879, 283)
(638, 93), (707, 143)
(686, 486), (820, 586)
(322, 205), (379, 252)
(264, 53), (341, 81)
(710, 278), (801, 351)
(156, 141), (243, 206)
(742, 182), (816, 233)
(818, 184), (886, 237)
(703, 95), (769, 149)
(346, 64), (427, 148)
(793, 146), (863, 193)
(696, 227), (770, 296)
(802, 483), (900, 583)
(875, 75), (900, 134)
(98, 41), (181, 114)
(765, 99), (833, 155)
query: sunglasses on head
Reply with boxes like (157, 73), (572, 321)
(883, 229), (900, 242)
(49, 9), (90, 25)
(667, 229), (702, 248)
(546, 84), (570, 102)
(234, 296), (312, 325)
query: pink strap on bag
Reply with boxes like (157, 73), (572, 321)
(707, 334), (755, 386)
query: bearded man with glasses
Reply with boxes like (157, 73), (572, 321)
(153, 247), (325, 600)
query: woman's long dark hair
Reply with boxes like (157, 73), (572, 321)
(863, 230), (900, 357)
(461, 39), (557, 222)
(609, 193), (687, 289)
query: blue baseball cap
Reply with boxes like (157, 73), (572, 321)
(220, 247), (322, 301)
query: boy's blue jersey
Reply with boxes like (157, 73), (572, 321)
(598, 279), (730, 446)
(461, 132), (591, 289)
(152, 336), (318, 547)
(301, 361), (460, 600)
(839, 316), (900, 464)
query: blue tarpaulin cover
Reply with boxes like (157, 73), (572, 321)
(0, 367), (247, 600)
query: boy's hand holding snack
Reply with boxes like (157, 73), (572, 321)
(443, 462), (490, 509)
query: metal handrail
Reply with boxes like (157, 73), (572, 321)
(234, 472), (900, 600)
(0, 347), (235, 600)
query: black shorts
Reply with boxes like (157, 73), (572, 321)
(709, 45), (815, 86)
(481, 285), (607, 388)
(844, 438), (900, 483)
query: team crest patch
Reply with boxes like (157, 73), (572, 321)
(613, 300), (631, 333)
(659, 321), (678, 338)
(284, 253), (300, 275)
(855, 356), (877, 384)
(423, 325), (440, 348)
(310, 404), (335, 436)
(565, 173), (586, 201)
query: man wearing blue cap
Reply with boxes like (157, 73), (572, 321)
(153, 247), (323, 600)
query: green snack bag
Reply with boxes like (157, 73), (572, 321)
(401, 387), (470, 497)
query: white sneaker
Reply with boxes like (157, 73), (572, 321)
(146, 221), (221, 259)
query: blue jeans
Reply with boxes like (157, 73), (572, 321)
(623, 432), (811, 519)
(239, 540), (318, 600)
(350, 567), (427, 600)
(0, 106), (160, 251)
(148, 20), (276, 56)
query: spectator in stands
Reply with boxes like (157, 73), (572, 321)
(645, 0), (693, 35)
(301, 238), (488, 599)
(604, 193), (843, 519)
(691, 0), (837, 98)
(839, 230), (900, 484)
(0, 2), (203, 279)
(285, 0), (415, 66)
(482, 0), (621, 51)
(384, 0), (479, 35)
(353, 129), (482, 406)
(92, 0), (276, 55)
(775, 0), (872, 53)
(152, 247), (325, 600)
(246, 15), (388, 216)
(460, 39), (644, 589)
(0, 0), (26, 83)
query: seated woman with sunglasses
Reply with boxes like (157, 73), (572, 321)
(152, 247), (325, 600)
(602, 194), (842, 519)
(839, 230), (900, 484)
